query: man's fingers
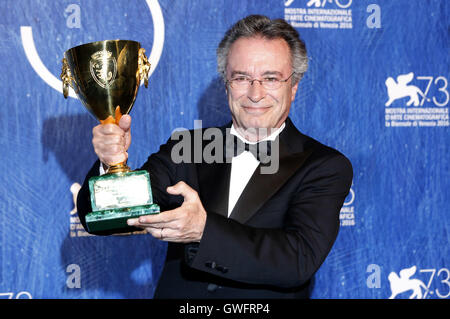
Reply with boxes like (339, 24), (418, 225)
(118, 115), (132, 150)
(146, 227), (178, 242)
(166, 181), (198, 202)
(118, 114), (131, 132)
(130, 223), (189, 242)
(93, 140), (128, 166)
(106, 153), (128, 166)
(92, 116), (132, 165)
(93, 123), (124, 136)
(128, 209), (180, 226)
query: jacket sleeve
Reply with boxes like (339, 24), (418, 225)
(187, 153), (353, 288)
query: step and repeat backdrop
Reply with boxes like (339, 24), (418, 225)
(0, 0), (448, 299)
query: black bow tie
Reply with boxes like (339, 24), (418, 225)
(225, 135), (272, 163)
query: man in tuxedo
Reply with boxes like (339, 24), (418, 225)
(77, 15), (353, 298)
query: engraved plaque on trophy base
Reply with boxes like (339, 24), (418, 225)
(86, 170), (160, 232)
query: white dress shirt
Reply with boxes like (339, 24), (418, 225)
(227, 123), (285, 217)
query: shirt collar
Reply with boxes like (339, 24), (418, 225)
(230, 122), (286, 144)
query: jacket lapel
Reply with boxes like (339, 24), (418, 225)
(197, 161), (231, 218)
(228, 119), (313, 224)
(196, 125), (231, 218)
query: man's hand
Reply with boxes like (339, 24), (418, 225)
(92, 114), (132, 167)
(127, 181), (207, 243)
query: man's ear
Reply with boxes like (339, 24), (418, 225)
(291, 81), (299, 102)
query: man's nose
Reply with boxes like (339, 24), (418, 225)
(247, 80), (266, 102)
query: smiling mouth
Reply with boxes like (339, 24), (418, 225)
(242, 105), (271, 114)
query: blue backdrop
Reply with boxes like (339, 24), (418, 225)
(0, 0), (448, 299)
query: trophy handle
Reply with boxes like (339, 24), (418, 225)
(137, 48), (151, 88)
(61, 58), (75, 98)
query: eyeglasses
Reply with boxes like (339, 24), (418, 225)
(226, 72), (295, 90)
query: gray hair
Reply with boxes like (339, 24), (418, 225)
(217, 15), (308, 85)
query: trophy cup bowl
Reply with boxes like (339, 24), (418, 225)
(61, 40), (159, 232)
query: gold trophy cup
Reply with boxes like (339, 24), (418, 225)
(61, 40), (159, 232)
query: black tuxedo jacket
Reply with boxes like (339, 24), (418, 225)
(77, 118), (353, 299)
